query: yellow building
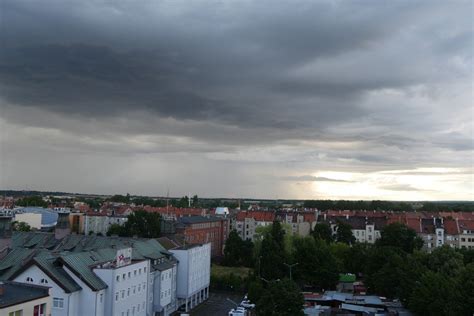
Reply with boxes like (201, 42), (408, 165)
(0, 281), (51, 316)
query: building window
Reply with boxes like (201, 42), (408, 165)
(122, 290), (125, 298)
(54, 298), (67, 311)
(9, 310), (23, 316)
(122, 273), (126, 280)
(115, 292), (119, 301)
(134, 270), (137, 276)
(40, 278), (48, 284)
(116, 275), (120, 282)
(142, 302), (145, 310)
(100, 293), (104, 303)
(133, 286), (136, 294)
(127, 288), (130, 296)
(128, 272), (131, 278)
(33, 304), (46, 316)
(132, 306), (135, 315)
(26, 277), (34, 283)
(139, 268), (142, 274)
(144, 267), (147, 273)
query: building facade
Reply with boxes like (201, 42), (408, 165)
(0, 281), (51, 316)
(170, 243), (211, 313)
(176, 216), (229, 257)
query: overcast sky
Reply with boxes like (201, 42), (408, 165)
(0, 0), (472, 200)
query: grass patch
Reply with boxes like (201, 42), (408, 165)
(212, 264), (252, 278)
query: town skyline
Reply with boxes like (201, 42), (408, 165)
(1, 0), (472, 200)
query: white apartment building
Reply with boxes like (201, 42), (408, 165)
(170, 243), (211, 312)
(84, 214), (128, 235)
(13, 248), (149, 316)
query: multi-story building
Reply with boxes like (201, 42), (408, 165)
(458, 219), (474, 249)
(277, 212), (317, 237)
(0, 216), (189, 316)
(317, 210), (474, 251)
(170, 243), (211, 313)
(175, 216), (229, 257)
(84, 213), (128, 235)
(0, 281), (51, 316)
(233, 211), (275, 241)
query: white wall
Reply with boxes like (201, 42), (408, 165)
(14, 265), (73, 316)
(171, 243), (210, 299)
(63, 266), (102, 316)
(14, 213), (42, 229)
(94, 260), (149, 316)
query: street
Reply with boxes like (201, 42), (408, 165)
(190, 291), (247, 316)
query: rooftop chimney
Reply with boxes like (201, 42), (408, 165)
(55, 212), (71, 240)
(0, 217), (12, 251)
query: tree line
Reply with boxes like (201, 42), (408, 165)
(222, 221), (474, 316)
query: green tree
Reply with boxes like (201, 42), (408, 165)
(459, 263), (474, 315)
(192, 195), (199, 206)
(428, 245), (464, 277)
(224, 230), (243, 265)
(312, 222), (333, 243)
(107, 210), (161, 238)
(107, 223), (125, 236)
(409, 271), (462, 316)
(12, 221), (31, 232)
(293, 237), (339, 290)
(258, 221), (288, 280)
(223, 230), (254, 267)
(16, 196), (47, 207)
(335, 221), (355, 245)
(376, 223), (423, 253)
(257, 279), (304, 316)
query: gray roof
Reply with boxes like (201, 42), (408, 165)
(0, 281), (50, 308)
(0, 232), (177, 292)
(178, 215), (224, 225)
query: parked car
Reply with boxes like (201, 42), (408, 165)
(228, 308), (246, 316)
(240, 300), (255, 309)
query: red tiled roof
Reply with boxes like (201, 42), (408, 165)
(458, 220), (474, 231)
(443, 218), (459, 235)
(236, 211), (275, 222)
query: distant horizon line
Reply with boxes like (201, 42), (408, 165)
(1, 188), (473, 203)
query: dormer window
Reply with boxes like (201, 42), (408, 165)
(26, 277), (34, 283)
(40, 278), (48, 284)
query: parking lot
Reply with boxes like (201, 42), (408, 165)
(190, 291), (250, 316)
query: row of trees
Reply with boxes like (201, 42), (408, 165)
(303, 199), (415, 211)
(222, 221), (474, 315)
(15, 195), (48, 207)
(107, 210), (161, 238)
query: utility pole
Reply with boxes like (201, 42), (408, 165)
(283, 262), (299, 281)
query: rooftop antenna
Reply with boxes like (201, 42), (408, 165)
(188, 193), (191, 208)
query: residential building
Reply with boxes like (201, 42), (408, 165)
(84, 213), (128, 236)
(233, 211), (275, 241)
(0, 281), (51, 316)
(0, 216), (186, 316)
(458, 219), (474, 249)
(175, 216), (229, 257)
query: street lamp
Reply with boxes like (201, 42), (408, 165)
(283, 262), (299, 281)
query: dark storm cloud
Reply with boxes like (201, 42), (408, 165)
(2, 0), (470, 133)
(0, 0), (472, 198)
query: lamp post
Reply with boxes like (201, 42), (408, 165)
(283, 262), (299, 281)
